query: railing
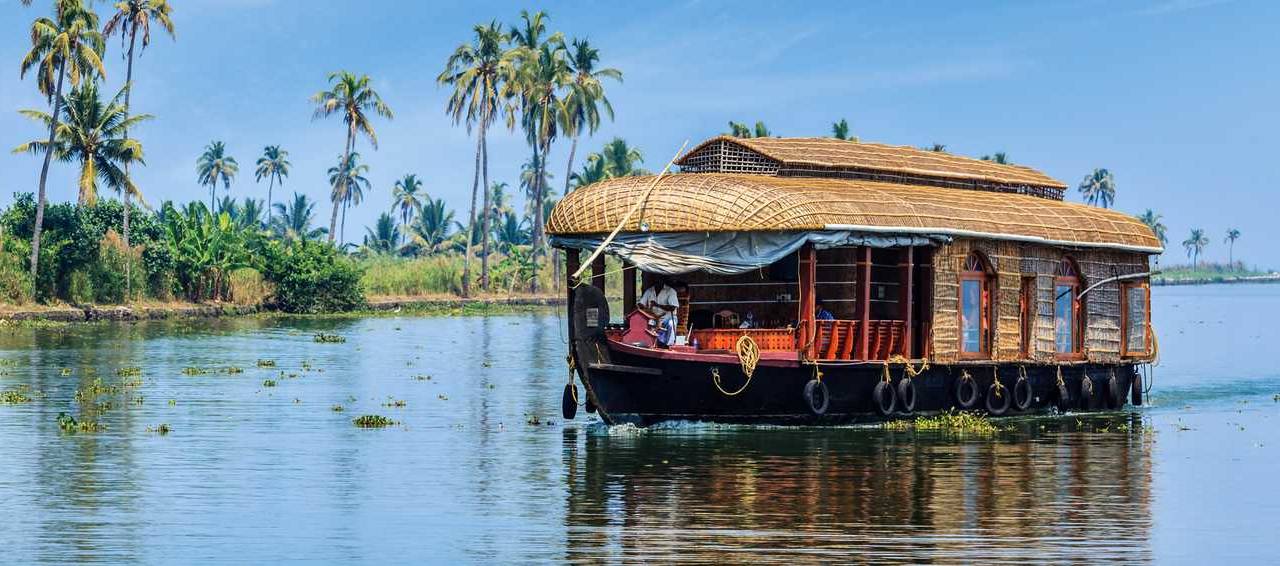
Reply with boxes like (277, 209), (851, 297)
(688, 328), (796, 352)
(814, 319), (906, 361)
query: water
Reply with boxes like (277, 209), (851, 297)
(0, 284), (1277, 564)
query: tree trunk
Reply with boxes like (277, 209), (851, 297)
(461, 123), (482, 298)
(266, 176), (274, 228)
(341, 200), (348, 245)
(29, 63), (68, 296)
(330, 125), (354, 243)
(530, 137), (551, 294)
(122, 29), (138, 298)
(479, 119), (492, 291)
(563, 135), (578, 195)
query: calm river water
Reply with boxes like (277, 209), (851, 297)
(1, 284), (1278, 564)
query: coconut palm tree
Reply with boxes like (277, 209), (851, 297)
(1136, 209), (1168, 246)
(103, 0), (174, 252)
(492, 211), (530, 254)
(235, 197), (266, 230)
(560, 37), (621, 196)
(980, 152), (1010, 164)
(488, 181), (513, 232)
(727, 120), (771, 138)
(926, 143), (947, 152)
(254, 145), (290, 225)
(327, 152), (371, 245)
(271, 192), (327, 242)
(310, 71), (393, 243)
(598, 137), (645, 177)
(1182, 228), (1209, 267)
(390, 174), (424, 246)
(1078, 168), (1116, 209)
(520, 154), (554, 220)
(196, 141), (238, 212)
(363, 212), (399, 255)
(570, 153), (608, 189)
(832, 118), (851, 140)
(1225, 228), (1241, 265)
(439, 21), (518, 293)
(14, 81), (149, 207)
(18, 0), (106, 286)
(407, 196), (456, 255)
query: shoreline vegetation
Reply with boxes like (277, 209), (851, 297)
(1152, 262), (1280, 286)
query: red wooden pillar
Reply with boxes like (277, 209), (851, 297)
(591, 254), (607, 293)
(622, 261), (637, 313)
(798, 244), (817, 359)
(901, 246), (914, 358)
(858, 246), (872, 360)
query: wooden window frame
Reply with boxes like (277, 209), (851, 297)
(958, 253), (993, 360)
(1053, 258), (1085, 361)
(1120, 280), (1152, 358)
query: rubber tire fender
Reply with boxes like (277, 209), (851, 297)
(585, 397), (597, 414)
(986, 382), (1012, 416)
(955, 377), (980, 410)
(896, 379), (917, 415)
(873, 380), (897, 416)
(1079, 376), (1095, 410)
(1056, 380), (1072, 411)
(562, 383), (578, 420)
(803, 379), (830, 417)
(1107, 373), (1124, 409)
(1012, 378), (1033, 412)
(1131, 373), (1144, 406)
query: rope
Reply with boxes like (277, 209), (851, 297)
(887, 354), (929, 378)
(1055, 365), (1065, 389)
(991, 366), (1004, 399)
(712, 366), (752, 397)
(736, 334), (760, 379)
(566, 354), (585, 407)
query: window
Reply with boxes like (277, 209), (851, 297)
(1122, 281), (1151, 356)
(959, 252), (993, 358)
(1019, 276), (1035, 358)
(1054, 258), (1083, 358)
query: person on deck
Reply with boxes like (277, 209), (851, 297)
(739, 311), (757, 329)
(815, 299), (835, 321)
(640, 276), (680, 348)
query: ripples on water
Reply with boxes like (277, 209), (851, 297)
(0, 284), (1277, 564)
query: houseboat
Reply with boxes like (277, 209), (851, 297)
(549, 136), (1161, 426)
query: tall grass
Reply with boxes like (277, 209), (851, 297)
(357, 251), (602, 297)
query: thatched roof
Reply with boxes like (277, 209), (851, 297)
(547, 173), (1162, 252)
(678, 136), (1067, 191)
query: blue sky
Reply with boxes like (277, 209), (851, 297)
(2, 0), (1277, 265)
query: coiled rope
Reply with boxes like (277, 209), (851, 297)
(712, 335), (760, 397)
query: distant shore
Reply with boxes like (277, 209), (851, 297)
(1152, 273), (1280, 286)
(0, 294), (565, 324)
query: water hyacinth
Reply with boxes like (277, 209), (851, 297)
(353, 414), (397, 428)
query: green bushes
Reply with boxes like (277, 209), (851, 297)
(259, 239), (364, 313)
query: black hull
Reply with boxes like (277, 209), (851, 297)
(582, 357), (1137, 426)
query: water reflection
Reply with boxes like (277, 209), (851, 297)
(563, 415), (1153, 564)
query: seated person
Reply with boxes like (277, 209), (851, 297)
(738, 311), (757, 329)
(640, 275), (680, 348)
(815, 299), (835, 321)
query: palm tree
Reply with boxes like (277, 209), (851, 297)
(407, 196), (455, 255)
(727, 120), (771, 138)
(488, 181), (513, 228)
(980, 152), (1009, 164)
(439, 21), (519, 293)
(598, 137), (645, 177)
(196, 141), (238, 212)
(492, 210), (530, 254)
(561, 37), (621, 197)
(235, 197), (266, 230)
(18, 0), (106, 286)
(1182, 228), (1209, 267)
(14, 81), (149, 207)
(391, 174), (424, 246)
(271, 192), (327, 242)
(363, 212), (399, 255)
(570, 153), (608, 189)
(926, 143), (947, 152)
(832, 118), (850, 140)
(311, 71), (393, 243)
(1225, 228), (1241, 265)
(520, 154), (554, 220)
(327, 152), (371, 244)
(1078, 168), (1116, 209)
(1136, 209), (1168, 246)
(254, 145), (290, 225)
(103, 0), (174, 253)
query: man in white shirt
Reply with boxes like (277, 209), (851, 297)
(639, 275), (679, 347)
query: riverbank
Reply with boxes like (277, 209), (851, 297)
(1152, 273), (1280, 286)
(0, 294), (565, 323)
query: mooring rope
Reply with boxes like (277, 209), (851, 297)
(736, 334), (760, 379)
(991, 366), (1004, 399)
(887, 354), (929, 378)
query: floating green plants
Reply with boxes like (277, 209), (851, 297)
(115, 367), (142, 377)
(383, 397), (406, 408)
(413, 375), (432, 381)
(882, 410), (1004, 436)
(262, 379), (277, 388)
(60, 368), (72, 376)
(224, 367), (244, 374)
(313, 333), (346, 343)
(146, 423), (171, 435)
(353, 414), (397, 428)
(1, 390), (32, 404)
(331, 404), (345, 412)
(181, 367), (210, 376)
(437, 393), (449, 401)
(74, 378), (120, 404)
(57, 412), (104, 433)
(256, 359), (277, 368)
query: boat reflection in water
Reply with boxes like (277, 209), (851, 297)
(562, 413), (1153, 564)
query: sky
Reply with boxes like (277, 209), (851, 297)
(1, 0), (1278, 266)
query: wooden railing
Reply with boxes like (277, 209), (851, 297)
(688, 328), (796, 351)
(814, 319), (906, 361)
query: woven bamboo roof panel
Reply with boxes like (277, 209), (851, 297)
(677, 136), (1068, 190)
(547, 173), (1161, 252)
